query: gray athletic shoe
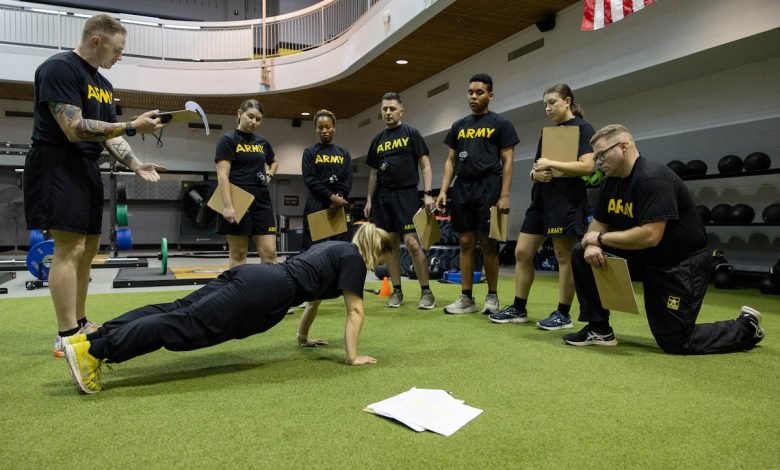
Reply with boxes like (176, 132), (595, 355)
(417, 290), (436, 310)
(387, 290), (404, 308)
(443, 294), (477, 314)
(739, 305), (764, 346)
(482, 294), (500, 315)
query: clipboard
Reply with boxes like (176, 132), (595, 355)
(591, 254), (640, 314)
(413, 208), (441, 250)
(541, 126), (580, 177)
(307, 206), (348, 241)
(206, 183), (255, 223)
(489, 206), (508, 242)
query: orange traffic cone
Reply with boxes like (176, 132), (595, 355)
(378, 276), (392, 298)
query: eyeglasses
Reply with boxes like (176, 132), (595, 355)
(593, 141), (625, 163)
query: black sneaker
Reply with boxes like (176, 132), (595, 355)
(738, 305), (764, 346)
(562, 324), (618, 347)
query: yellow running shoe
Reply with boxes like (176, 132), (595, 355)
(68, 334), (87, 345)
(64, 341), (104, 394)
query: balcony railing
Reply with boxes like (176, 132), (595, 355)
(0, 0), (380, 62)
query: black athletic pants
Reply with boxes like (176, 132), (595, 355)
(90, 264), (296, 363)
(572, 243), (755, 354)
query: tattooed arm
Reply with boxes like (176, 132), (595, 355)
(48, 102), (163, 142)
(104, 136), (166, 182)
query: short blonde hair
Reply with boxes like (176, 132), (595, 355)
(351, 223), (392, 271)
(590, 124), (632, 146)
(82, 14), (126, 41)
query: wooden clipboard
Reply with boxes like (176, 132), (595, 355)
(591, 254), (640, 314)
(412, 208), (441, 250)
(206, 183), (255, 223)
(541, 126), (580, 177)
(307, 206), (348, 241)
(489, 206), (508, 242)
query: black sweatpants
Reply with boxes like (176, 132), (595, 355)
(572, 243), (755, 354)
(91, 264), (296, 363)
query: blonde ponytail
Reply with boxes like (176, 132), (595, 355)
(352, 223), (392, 271)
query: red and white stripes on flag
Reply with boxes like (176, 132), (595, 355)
(581, 0), (656, 31)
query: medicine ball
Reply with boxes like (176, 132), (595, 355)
(374, 264), (389, 280)
(684, 159), (708, 177)
(710, 204), (732, 224)
(696, 205), (711, 224)
(743, 151), (771, 171)
(763, 203), (780, 223)
(713, 264), (736, 289)
(666, 160), (685, 177)
(717, 154), (743, 174)
(730, 203), (755, 223)
(759, 277), (780, 295)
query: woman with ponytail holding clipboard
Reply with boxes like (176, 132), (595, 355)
(215, 99), (279, 267)
(489, 84), (596, 330)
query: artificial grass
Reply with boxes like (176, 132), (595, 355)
(0, 275), (777, 468)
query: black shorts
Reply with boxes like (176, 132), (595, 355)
(450, 174), (501, 234)
(371, 186), (419, 233)
(23, 143), (103, 234)
(520, 178), (586, 237)
(217, 198), (277, 236)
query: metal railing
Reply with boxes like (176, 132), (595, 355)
(0, 0), (380, 62)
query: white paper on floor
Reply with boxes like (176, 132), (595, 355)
(364, 388), (483, 436)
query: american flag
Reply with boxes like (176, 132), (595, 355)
(581, 0), (656, 31)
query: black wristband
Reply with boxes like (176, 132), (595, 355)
(424, 190), (433, 196)
(125, 122), (136, 137)
(597, 232), (605, 246)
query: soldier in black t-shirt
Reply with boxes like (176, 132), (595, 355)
(564, 124), (764, 354)
(364, 92), (436, 309)
(435, 74), (519, 315)
(489, 84), (596, 331)
(23, 15), (166, 358)
(215, 99), (279, 267)
(301, 109), (353, 250)
(62, 223), (393, 394)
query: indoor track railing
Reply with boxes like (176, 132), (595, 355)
(0, 0), (380, 62)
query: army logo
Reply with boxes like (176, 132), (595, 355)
(666, 296), (680, 310)
(458, 151), (468, 161)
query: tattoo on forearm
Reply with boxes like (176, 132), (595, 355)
(108, 140), (139, 168)
(49, 102), (124, 141)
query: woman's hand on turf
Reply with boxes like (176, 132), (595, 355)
(299, 338), (328, 347)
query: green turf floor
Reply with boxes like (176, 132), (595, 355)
(0, 275), (777, 468)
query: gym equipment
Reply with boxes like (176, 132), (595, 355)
(759, 257), (780, 295)
(717, 154), (743, 174)
(666, 160), (685, 177)
(710, 204), (732, 224)
(713, 265), (736, 289)
(182, 182), (218, 228)
(115, 228), (132, 250)
(116, 203), (129, 226)
(440, 270), (483, 284)
(29, 229), (45, 247)
(763, 203), (780, 223)
(161, 237), (168, 274)
(684, 159), (708, 177)
(429, 257), (443, 280)
(743, 151), (771, 171)
(113, 265), (226, 288)
(498, 240), (517, 266)
(116, 181), (127, 203)
(375, 264), (389, 280)
(378, 277), (391, 297)
(26, 239), (54, 280)
(696, 205), (711, 224)
(730, 204), (755, 223)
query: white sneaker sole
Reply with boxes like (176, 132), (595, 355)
(418, 303), (436, 310)
(443, 307), (477, 314)
(490, 316), (528, 324)
(564, 337), (618, 347)
(537, 322), (574, 331)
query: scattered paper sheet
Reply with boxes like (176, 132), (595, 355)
(365, 388), (482, 437)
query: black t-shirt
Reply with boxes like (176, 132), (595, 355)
(302, 143), (352, 202)
(215, 129), (276, 194)
(532, 116), (596, 198)
(366, 124), (429, 189)
(32, 51), (117, 161)
(594, 157), (708, 266)
(443, 111), (519, 178)
(283, 241), (367, 304)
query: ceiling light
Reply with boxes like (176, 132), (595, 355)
(121, 19), (159, 27)
(301, 112), (310, 116)
(165, 24), (201, 30)
(31, 8), (66, 15)
(395, 59), (408, 65)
